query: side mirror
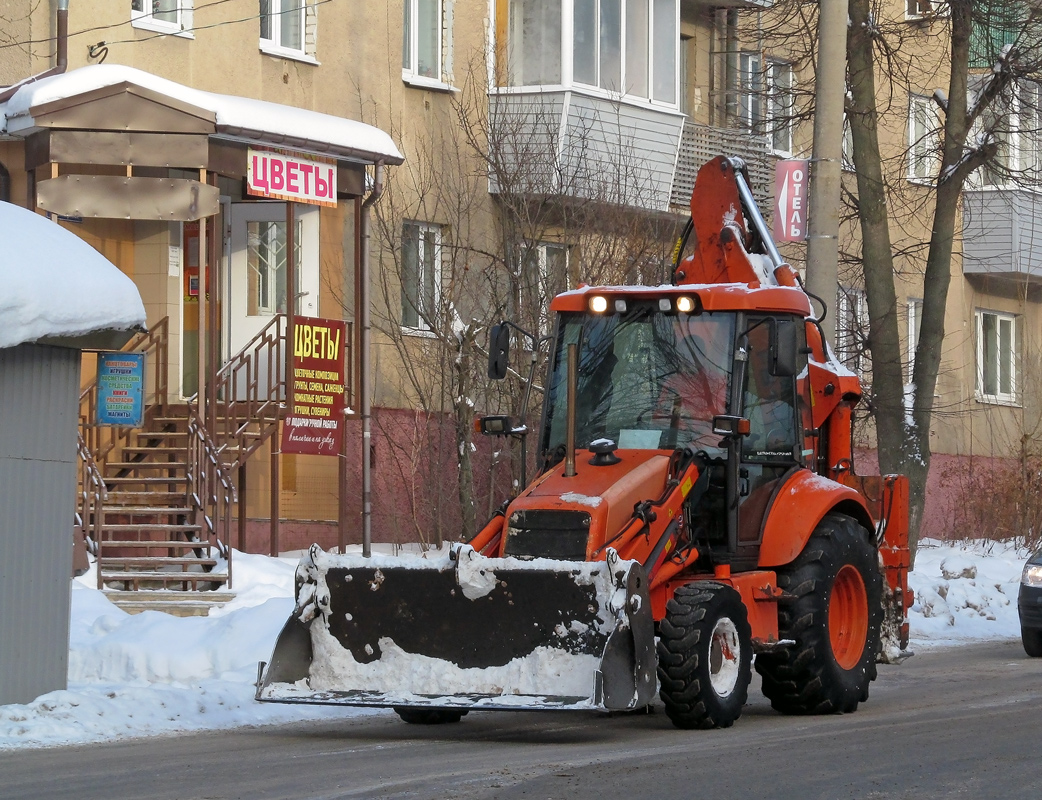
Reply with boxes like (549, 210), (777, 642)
(712, 415), (751, 438)
(488, 323), (510, 380)
(475, 415), (515, 436)
(769, 318), (799, 377)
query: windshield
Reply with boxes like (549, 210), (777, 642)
(543, 305), (735, 455)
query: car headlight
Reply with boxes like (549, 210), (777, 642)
(1022, 563), (1042, 587)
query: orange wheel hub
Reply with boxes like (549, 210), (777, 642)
(829, 565), (868, 670)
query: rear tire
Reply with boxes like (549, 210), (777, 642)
(393, 707), (465, 725)
(755, 514), (882, 715)
(657, 582), (752, 729)
(1022, 627), (1042, 657)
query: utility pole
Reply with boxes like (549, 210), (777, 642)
(806, 0), (848, 344)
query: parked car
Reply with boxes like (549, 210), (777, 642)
(1019, 550), (1042, 657)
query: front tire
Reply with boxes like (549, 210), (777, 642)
(657, 582), (752, 729)
(755, 513), (883, 715)
(1022, 627), (1042, 657)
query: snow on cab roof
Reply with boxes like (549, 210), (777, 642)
(0, 203), (145, 349)
(0, 64), (403, 165)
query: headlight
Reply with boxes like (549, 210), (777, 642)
(1022, 563), (1042, 587)
(589, 295), (608, 313)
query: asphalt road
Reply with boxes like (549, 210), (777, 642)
(3, 639), (1041, 800)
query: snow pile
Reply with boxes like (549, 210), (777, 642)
(0, 538), (1031, 751)
(303, 634), (599, 702)
(0, 551), (373, 751)
(907, 538), (1026, 649)
(0, 203), (145, 349)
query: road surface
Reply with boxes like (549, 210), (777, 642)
(2, 639), (1040, 799)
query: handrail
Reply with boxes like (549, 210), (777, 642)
(75, 432), (107, 578)
(186, 408), (234, 583)
(190, 314), (291, 470)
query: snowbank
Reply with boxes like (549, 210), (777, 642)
(907, 538), (1026, 649)
(0, 538), (1030, 751)
(0, 202), (145, 349)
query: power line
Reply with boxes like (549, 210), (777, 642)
(0, 0), (334, 52)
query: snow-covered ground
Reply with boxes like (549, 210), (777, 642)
(0, 538), (1031, 751)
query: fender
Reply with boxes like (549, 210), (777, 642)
(758, 468), (874, 568)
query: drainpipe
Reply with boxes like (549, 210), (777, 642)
(0, 1), (69, 104)
(359, 162), (385, 558)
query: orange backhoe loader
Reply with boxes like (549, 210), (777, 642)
(257, 156), (911, 729)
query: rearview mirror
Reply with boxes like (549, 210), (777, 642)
(488, 323), (510, 380)
(769, 318), (799, 377)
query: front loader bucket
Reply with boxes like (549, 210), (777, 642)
(257, 544), (656, 712)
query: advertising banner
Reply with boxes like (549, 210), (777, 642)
(96, 352), (145, 427)
(247, 147), (337, 207)
(773, 159), (810, 242)
(281, 316), (347, 456)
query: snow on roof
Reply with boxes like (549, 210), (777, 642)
(0, 202), (145, 349)
(1, 64), (403, 165)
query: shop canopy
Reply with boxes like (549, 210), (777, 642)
(0, 64), (403, 166)
(0, 201), (145, 350)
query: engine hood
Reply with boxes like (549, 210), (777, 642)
(504, 450), (671, 560)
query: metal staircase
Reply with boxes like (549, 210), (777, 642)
(76, 315), (291, 613)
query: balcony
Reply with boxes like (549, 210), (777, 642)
(962, 188), (1042, 284)
(669, 120), (773, 211)
(487, 89), (686, 213)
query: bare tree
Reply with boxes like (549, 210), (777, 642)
(354, 53), (683, 545)
(744, 0), (1042, 560)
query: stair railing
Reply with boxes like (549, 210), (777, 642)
(205, 314), (288, 470)
(77, 317), (169, 568)
(75, 432), (107, 561)
(186, 409), (234, 585)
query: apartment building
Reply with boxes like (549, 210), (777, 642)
(0, 0), (854, 591)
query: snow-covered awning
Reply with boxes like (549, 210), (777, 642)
(0, 202), (145, 350)
(0, 64), (403, 166)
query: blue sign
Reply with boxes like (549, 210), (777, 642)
(97, 352), (145, 427)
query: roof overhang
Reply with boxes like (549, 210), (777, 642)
(0, 64), (404, 166)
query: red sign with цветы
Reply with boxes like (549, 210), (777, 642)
(281, 316), (347, 456)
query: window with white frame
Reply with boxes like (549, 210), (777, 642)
(841, 115), (855, 171)
(572, 0), (677, 104)
(401, 222), (442, 331)
(907, 297), (922, 381)
(766, 59), (794, 154)
(519, 241), (569, 334)
(260, 0), (311, 59)
(909, 93), (940, 181)
(502, 0), (562, 86)
(403, 0), (444, 85)
(502, 0), (677, 104)
(247, 219), (303, 316)
(131, 0), (191, 34)
(976, 309), (1017, 404)
(906, 1), (947, 19)
(738, 52), (762, 131)
(836, 286), (869, 375)
(978, 80), (1042, 186)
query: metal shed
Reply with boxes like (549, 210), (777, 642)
(0, 202), (144, 705)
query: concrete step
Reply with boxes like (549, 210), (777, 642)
(99, 556), (219, 569)
(102, 522), (203, 532)
(100, 571), (229, 591)
(100, 539), (214, 550)
(103, 590), (235, 617)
